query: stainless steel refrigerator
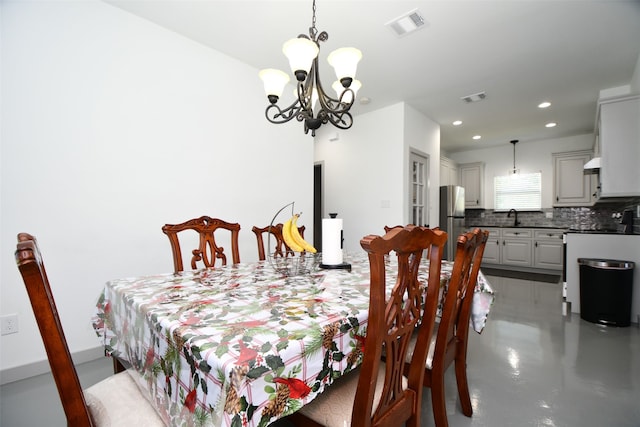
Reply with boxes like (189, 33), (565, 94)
(439, 185), (465, 260)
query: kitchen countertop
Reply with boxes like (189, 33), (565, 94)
(468, 225), (635, 235)
(566, 229), (635, 235)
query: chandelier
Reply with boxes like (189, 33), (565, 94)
(259, 0), (362, 136)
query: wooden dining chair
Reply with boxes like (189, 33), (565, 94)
(286, 225), (447, 427)
(404, 227), (489, 427)
(251, 223), (305, 261)
(162, 216), (241, 272)
(383, 224), (403, 233)
(14, 233), (165, 427)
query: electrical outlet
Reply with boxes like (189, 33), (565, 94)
(1, 314), (19, 335)
(545, 212), (553, 219)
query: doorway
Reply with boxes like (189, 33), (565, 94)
(313, 162), (323, 251)
(409, 151), (430, 227)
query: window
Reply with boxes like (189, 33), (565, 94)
(494, 172), (541, 211)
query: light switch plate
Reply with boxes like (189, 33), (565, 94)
(1, 314), (19, 335)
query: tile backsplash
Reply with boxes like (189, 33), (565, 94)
(465, 202), (640, 234)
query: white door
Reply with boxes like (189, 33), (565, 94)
(409, 151), (429, 226)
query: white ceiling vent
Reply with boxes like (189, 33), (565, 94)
(385, 9), (426, 37)
(461, 91), (487, 103)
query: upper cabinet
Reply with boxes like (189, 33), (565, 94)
(594, 95), (640, 199)
(459, 162), (484, 208)
(440, 156), (458, 186)
(553, 150), (594, 206)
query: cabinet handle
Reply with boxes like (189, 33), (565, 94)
(496, 240), (499, 245)
(535, 242), (538, 247)
(502, 240), (505, 246)
(514, 232), (519, 235)
(556, 196), (559, 202)
(476, 200), (479, 204)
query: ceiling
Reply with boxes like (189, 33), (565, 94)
(104, 0), (640, 153)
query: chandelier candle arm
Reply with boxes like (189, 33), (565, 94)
(258, 0), (362, 136)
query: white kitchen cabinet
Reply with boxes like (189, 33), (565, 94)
(459, 162), (484, 208)
(440, 156), (458, 186)
(482, 228), (501, 264)
(533, 229), (564, 270)
(501, 228), (532, 267)
(552, 150), (594, 206)
(596, 95), (640, 198)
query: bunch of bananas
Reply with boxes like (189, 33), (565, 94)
(282, 214), (317, 253)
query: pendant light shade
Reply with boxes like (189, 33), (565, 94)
(259, 69), (291, 103)
(282, 37), (319, 81)
(327, 47), (362, 87)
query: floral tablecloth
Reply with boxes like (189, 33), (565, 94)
(92, 255), (494, 427)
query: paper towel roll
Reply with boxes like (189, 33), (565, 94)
(322, 218), (343, 265)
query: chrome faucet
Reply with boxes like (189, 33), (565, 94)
(507, 209), (521, 227)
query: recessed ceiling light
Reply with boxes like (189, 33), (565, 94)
(538, 102), (551, 109)
(545, 122), (557, 128)
(472, 135), (481, 140)
(453, 120), (462, 126)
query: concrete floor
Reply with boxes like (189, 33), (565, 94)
(2, 273), (639, 426)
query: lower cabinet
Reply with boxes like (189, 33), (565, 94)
(533, 230), (564, 270)
(501, 229), (533, 267)
(480, 227), (563, 272)
(482, 228), (501, 264)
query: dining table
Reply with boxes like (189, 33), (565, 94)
(92, 253), (495, 427)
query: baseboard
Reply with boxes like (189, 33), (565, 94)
(0, 346), (105, 385)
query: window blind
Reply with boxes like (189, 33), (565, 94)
(494, 172), (541, 211)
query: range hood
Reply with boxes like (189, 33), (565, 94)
(583, 157), (601, 169)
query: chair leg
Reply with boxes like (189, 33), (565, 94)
(430, 371), (449, 427)
(455, 359), (473, 417)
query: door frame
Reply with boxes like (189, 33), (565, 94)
(314, 162), (324, 251)
(408, 149), (430, 227)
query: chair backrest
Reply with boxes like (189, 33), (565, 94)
(162, 216), (241, 272)
(433, 228), (489, 369)
(383, 225), (403, 234)
(355, 225), (447, 427)
(251, 223), (305, 261)
(15, 233), (95, 426)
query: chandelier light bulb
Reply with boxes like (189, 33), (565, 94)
(259, 69), (290, 103)
(327, 47), (362, 87)
(282, 37), (319, 82)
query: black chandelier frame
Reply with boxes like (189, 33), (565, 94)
(264, 2), (356, 136)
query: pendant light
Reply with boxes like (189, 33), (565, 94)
(259, 0), (362, 136)
(510, 139), (520, 175)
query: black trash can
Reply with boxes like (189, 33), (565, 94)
(578, 258), (634, 327)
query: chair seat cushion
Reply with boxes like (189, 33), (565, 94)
(405, 323), (439, 369)
(84, 371), (165, 427)
(296, 364), (407, 427)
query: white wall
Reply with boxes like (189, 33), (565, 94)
(1, 0), (312, 373)
(314, 102), (440, 254)
(631, 53), (640, 94)
(448, 134), (593, 209)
